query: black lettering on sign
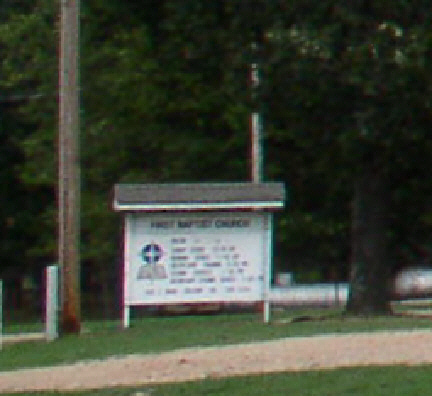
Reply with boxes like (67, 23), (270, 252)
(215, 219), (251, 228)
(170, 278), (195, 284)
(205, 262), (221, 267)
(171, 271), (187, 276)
(185, 288), (203, 294)
(177, 220), (212, 228)
(171, 263), (186, 268)
(199, 278), (216, 284)
(220, 277), (236, 283)
(177, 220), (192, 228)
(151, 221), (174, 229)
(171, 255), (189, 261)
(171, 238), (186, 244)
(195, 255), (210, 261)
(194, 269), (212, 276)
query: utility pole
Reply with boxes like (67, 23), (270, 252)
(59, 0), (81, 333)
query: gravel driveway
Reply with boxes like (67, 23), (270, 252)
(2, 329), (432, 393)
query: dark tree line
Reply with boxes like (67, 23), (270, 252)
(0, 0), (431, 316)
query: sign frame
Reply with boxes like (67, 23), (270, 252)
(122, 211), (273, 327)
(113, 182), (285, 327)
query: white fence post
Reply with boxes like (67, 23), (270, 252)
(46, 266), (59, 341)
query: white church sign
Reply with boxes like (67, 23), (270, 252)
(113, 183), (285, 327)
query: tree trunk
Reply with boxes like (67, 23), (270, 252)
(346, 161), (391, 315)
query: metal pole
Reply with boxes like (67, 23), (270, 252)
(59, 0), (81, 333)
(250, 42), (263, 183)
(251, 59), (263, 183)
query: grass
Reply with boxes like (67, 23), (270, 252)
(3, 365), (432, 396)
(2, 306), (432, 372)
(2, 307), (432, 395)
(3, 320), (45, 334)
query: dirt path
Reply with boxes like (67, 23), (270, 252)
(2, 330), (432, 393)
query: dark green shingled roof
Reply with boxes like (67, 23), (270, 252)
(113, 182), (285, 211)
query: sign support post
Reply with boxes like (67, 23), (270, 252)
(123, 305), (130, 329)
(263, 213), (273, 323)
(122, 213), (131, 328)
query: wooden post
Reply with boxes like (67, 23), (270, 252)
(59, 0), (81, 333)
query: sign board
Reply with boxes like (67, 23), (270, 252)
(125, 212), (271, 308)
(125, 213), (269, 305)
(114, 182), (285, 327)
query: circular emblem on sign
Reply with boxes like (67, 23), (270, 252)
(141, 243), (163, 264)
(137, 243), (167, 280)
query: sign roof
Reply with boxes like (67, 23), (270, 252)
(113, 182), (285, 212)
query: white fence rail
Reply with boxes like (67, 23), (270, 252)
(270, 283), (349, 306)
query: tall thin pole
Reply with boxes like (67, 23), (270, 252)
(59, 0), (81, 333)
(251, 43), (263, 183)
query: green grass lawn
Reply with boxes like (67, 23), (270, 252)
(3, 365), (432, 396)
(2, 306), (432, 371)
(2, 307), (432, 396)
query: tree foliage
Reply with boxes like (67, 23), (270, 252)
(0, 0), (431, 315)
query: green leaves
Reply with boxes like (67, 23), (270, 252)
(1, 0), (431, 302)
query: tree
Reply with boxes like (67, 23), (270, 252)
(1, 0), (431, 318)
(263, 1), (432, 312)
(0, 0), (58, 272)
